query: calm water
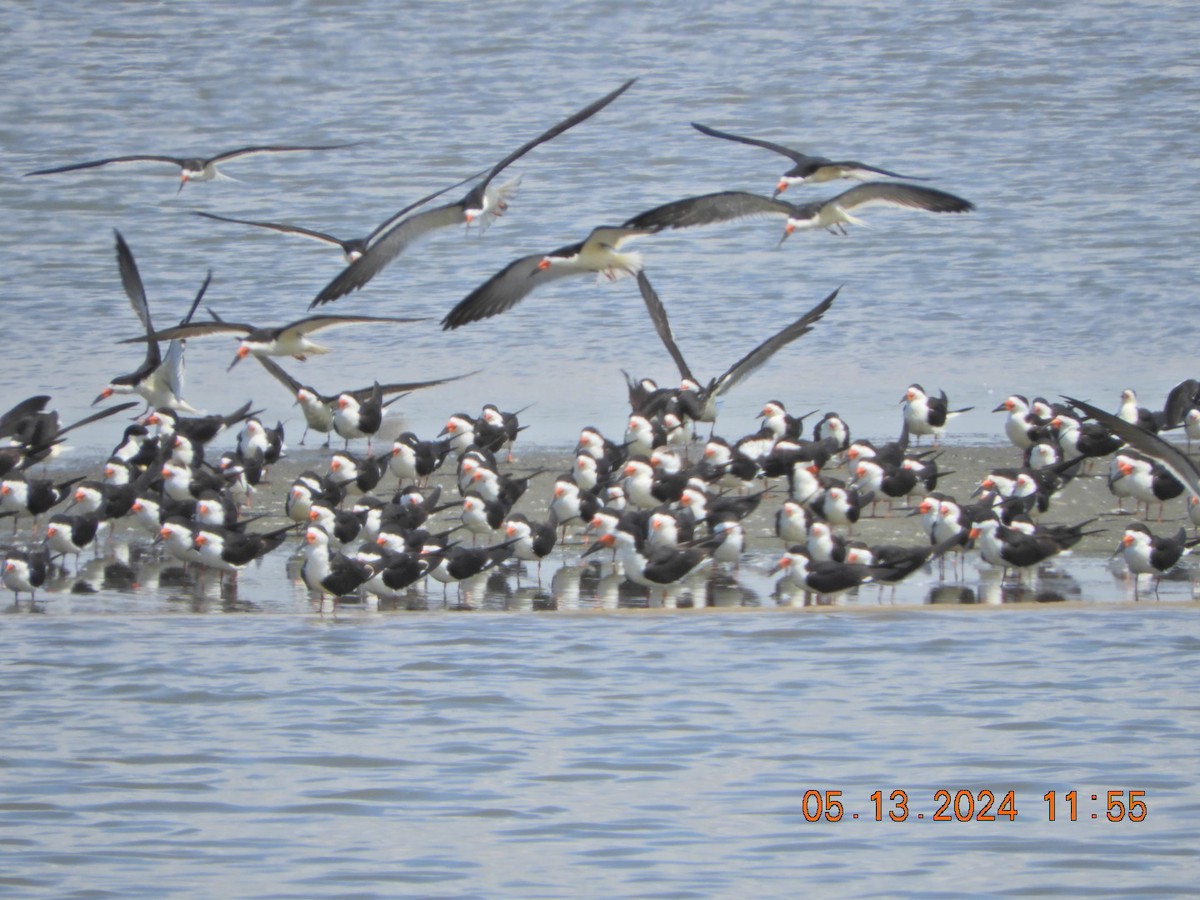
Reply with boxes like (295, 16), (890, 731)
(2, 0), (1199, 894)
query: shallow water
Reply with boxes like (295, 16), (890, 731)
(3, 0), (1200, 895)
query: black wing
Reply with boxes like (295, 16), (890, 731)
(624, 191), (794, 232)
(464, 78), (636, 205)
(441, 249), (586, 330)
(25, 154), (183, 176)
(691, 122), (814, 165)
(713, 286), (839, 397)
(206, 143), (358, 164)
(193, 211), (348, 250)
(635, 272), (695, 384)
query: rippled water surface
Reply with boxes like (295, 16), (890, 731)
(4, 611), (1199, 897)
(3, 0), (1199, 894)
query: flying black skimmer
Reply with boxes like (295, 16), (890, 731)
(96, 230), (209, 412)
(624, 183), (974, 243)
(311, 78), (636, 307)
(25, 143), (355, 192)
(190, 166), (485, 263)
(691, 122), (928, 197)
(123, 311), (426, 370)
(441, 225), (649, 329)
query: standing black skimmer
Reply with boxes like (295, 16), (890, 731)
(1117, 522), (1198, 599)
(993, 394), (1048, 450)
(193, 523), (297, 577)
(1116, 389), (1163, 433)
(770, 547), (879, 604)
(96, 231), (210, 412)
(332, 383), (398, 450)
(585, 527), (713, 600)
(691, 122), (927, 196)
(624, 184), (973, 244)
(25, 143), (355, 192)
(124, 312), (426, 370)
(441, 225), (650, 329)
(3, 548), (49, 604)
(635, 273), (839, 427)
(311, 78), (636, 307)
(902, 384), (973, 446)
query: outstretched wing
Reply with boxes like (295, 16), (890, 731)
(441, 250), (585, 330)
(282, 314), (428, 338)
(829, 183), (975, 215)
(26, 154), (183, 176)
(193, 211), (348, 249)
(691, 122), (814, 165)
(467, 79), (636, 203)
(624, 191), (794, 232)
(206, 143), (358, 164)
(635, 271), (695, 384)
(714, 286), (839, 397)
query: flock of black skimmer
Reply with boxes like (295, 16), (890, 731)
(8, 79), (1198, 610)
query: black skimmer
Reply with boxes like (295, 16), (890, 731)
(474, 404), (530, 461)
(623, 183), (974, 244)
(311, 78), (636, 307)
(1117, 389), (1163, 433)
(992, 394), (1048, 450)
(968, 515), (1074, 578)
(585, 527), (713, 598)
(1049, 411), (1122, 463)
(440, 225), (650, 329)
(1, 473), (86, 526)
(26, 143), (355, 192)
(44, 512), (102, 569)
(3, 548), (49, 604)
(691, 122), (927, 196)
(125, 312), (427, 370)
(503, 512), (558, 582)
(96, 231), (210, 412)
(192, 522), (296, 572)
(770, 547), (878, 604)
(389, 433), (453, 485)
(902, 384), (973, 446)
(635, 273), (839, 426)
(190, 166), (486, 263)
(1117, 522), (1198, 599)
(300, 525), (375, 601)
